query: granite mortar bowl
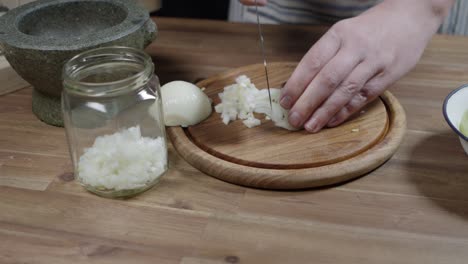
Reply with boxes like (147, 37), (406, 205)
(0, 0), (157, 126)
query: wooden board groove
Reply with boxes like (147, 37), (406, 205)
(184, 111), (391, 170)
(169, 63), (406, 189)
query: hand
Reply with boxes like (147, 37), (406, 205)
(239, 0), (267, 6)
(280, 0), (453, 132)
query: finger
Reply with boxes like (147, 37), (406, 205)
(280, 29), (341, 110)
(239, 0), (267, 6)
(327, 73), (391, 127)
(287, 47), (362, 128)
(303, 60), (382, 133)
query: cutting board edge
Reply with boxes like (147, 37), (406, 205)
(195, 62), (298, 88)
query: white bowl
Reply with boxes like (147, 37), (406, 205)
(443, 84), (468, 155)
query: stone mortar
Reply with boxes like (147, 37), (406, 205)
(0, 0), (157, 126)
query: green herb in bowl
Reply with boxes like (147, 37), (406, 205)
(461, 110), (468, 137)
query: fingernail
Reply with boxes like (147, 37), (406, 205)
(289, 112), (302, 128)
(280, 95), (293, 109)
(305, 117), (320, 133)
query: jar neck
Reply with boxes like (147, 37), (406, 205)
(63, 46), (154, 97)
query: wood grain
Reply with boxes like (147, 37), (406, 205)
(1, 18), (468, 263)
(168, 63), (405, 189)
(0, 56), (29, 96)
(188, 62), (389, 169)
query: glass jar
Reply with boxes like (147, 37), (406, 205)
(62, 46), (167, 198)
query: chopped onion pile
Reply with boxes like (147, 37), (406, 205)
(214, 75), (298, 130)
(78, 126), (167, 191)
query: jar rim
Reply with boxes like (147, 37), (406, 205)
(63, 46), (154, 97)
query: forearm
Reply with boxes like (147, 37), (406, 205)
(239, 0), (267, 6)
(425, 0), (456, 19)
(380, 0), (455, 30)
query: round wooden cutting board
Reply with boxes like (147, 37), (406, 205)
(167, 63), (406, 189)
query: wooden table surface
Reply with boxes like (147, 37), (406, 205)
(1, 17), (468, 263)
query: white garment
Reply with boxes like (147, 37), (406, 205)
(229, 0), (468, 35)
(230, 0), (381, 24)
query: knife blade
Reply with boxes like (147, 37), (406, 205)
(254, 0), (273, 111)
